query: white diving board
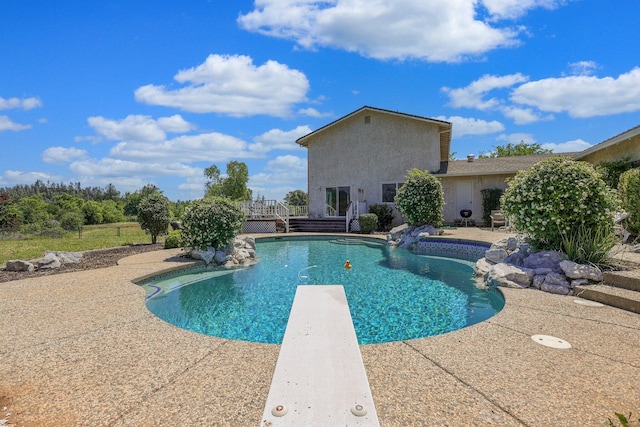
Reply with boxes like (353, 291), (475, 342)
(261, 285), (380, 426)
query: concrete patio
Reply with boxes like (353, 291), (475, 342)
(1, 228), (638, 426)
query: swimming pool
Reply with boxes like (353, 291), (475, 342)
(141, 236), (504, 344)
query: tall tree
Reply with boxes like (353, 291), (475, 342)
(479, 141), (552, 158)
(284, 190), (308, 206)
(204, 161), (252, 201)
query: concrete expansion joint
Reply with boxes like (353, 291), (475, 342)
(401, 340), (532, 427)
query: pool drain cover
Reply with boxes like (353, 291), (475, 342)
(573, 299), (604, 307)
(531, 334), (572, 349)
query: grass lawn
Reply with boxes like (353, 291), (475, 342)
(0, 222), (156, 264)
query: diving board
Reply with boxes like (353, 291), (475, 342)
(261, 285), (380, 426)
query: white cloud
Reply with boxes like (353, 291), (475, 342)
(0, 115), (31, 132)
(69, 158), (201, 178)
(541, 139), (592, 153)
(0, 96), (42, 110)
(442, 73), (529, 109)
(510, 67), (640, 117)
(135, 54), (310, 117)
(109, 132), (254, 163)
(297, 107), (332, 118)
(42, 147), (89, 165)
(238, 0), (524, 62)
(249, 155), (308, 199)
(0, 170), (61, 186)
(567, 60), (598, 76)
(496, 132), (537, 145)
(435, 115), (504, 138)
(87, 114), (196, 143)
(481, 0), (569, 20)
(252, 125), (312, 152)
(500, 106), (552, 124)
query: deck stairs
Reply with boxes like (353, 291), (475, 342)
(574, 269), (640, 314)
(289, 218), (347, 233)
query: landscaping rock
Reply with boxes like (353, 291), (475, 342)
(559, 260), (603, 281)
(5, 260), (35, 272)
(38, 253), (61, 270)
(214, 250), (228, 264)
(388, 224), (409, 241)
(532, 275), (546, 290)
(486, 264), (534, 288)
(46, 251), (83, 264)
(474, 257), (493, 277)
(503, 250), (525, 266)
(485, 248), (508, 264)
(191, 248), (216, 264)
(522, 250), (566, 271)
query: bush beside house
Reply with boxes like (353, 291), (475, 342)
(395, 168), (444, 227)
(501, 157), (618, 259)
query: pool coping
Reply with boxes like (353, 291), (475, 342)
(1, 228), (639, 426)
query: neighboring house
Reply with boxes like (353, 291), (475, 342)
(296, 106), (451, 224)
(574, 125), (640, 167)
(434, 154), (557, 225)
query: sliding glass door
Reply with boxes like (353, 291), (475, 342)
(325, 186), (350, 216)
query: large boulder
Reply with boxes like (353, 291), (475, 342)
(485, 248), (508, 264)
(474, 257), (494, 277)
(522, 250), (566, 272)
(388, 224), (409, 241)
(559, 260), (603, 281)
(38, 253), (61, 270)
(486, 264), (534, 289)
(46, 251), (83, 264)
(5, 260), (35, 272)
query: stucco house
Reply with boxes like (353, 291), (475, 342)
(295, 106), (639, 228)
(296, 106), (452, 224)
(573, 124), (640, 167)
(296, 106), (552, 226)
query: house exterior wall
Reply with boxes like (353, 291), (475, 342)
(439, 174), (513, 225)
(578, 135), (640, 165)
(306, 110), (442, 219)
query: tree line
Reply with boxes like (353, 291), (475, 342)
(0, 161), (308, 239)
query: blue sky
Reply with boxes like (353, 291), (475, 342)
(1, 0), (639, 201)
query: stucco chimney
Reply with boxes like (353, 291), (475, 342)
(467, 154), (475, 162)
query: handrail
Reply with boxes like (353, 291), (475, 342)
(325, 204), (337, 217)
(239, 199), (290, 232)
(345, 200), (358, 232)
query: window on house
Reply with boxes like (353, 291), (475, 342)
(382, 183), (404, 202)
(364, 115), (371, 124)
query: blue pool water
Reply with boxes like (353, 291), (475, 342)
(142, 237), (504, 344)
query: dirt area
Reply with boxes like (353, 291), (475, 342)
(0, 243), (165, 284)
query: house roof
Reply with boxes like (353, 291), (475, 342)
(573, 124), (640, 160)
(435, 153), (564, 177)
(296, 106), (452, 161)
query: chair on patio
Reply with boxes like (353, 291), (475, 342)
(490, 210), (507, 232)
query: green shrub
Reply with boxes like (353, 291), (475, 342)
(368, 204), (394, 231)
(22, 219), (66, 238)
(358, 213), (378, 234)
(502, 157), (619, 251)
(137, 193), (171, 244)
(59, 209), (85, 231)
(164, 230), (181, 249)
(596, 156), (632, 189)
(180, 197), (245, 250)
(618, 168), (640, 235)
(481, 188), (503, 225)
(395, 168), (444, 227)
